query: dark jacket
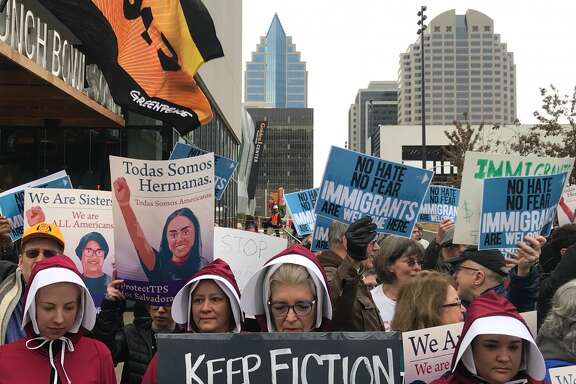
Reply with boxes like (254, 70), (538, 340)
(422, 239), (454, 274)
(331, 256), (385, 332)
(91, 298), (157, 384)
(318, 249), (344, 302)
(538, 244), (576, 329)
(0, 237), (17, 263)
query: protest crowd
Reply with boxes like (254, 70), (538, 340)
(1, 172), (576, 384)
(1, 2), (576, 384)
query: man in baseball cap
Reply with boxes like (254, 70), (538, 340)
(0, 222), (65, 345)
(450, 238), (541, 313)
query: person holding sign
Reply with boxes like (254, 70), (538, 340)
(331, 217), (386, 332)
(113, 177), (202, 284)
(371, 235), (424, 331)
(0, 215), (16, 262)
(142, 258), (243, 384)
(430, 291), (546, 384)
(0, 222), (65, 345)
(0, 255), (116, 383)
(241, 244), (332, 332)
(537, 279), (576, 379)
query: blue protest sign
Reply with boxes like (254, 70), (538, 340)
(285, 188), (318, 237)
(479, 173), (567, 250)
(419, 186), (460, 223)
(315, 147), (433, 237)
(169, 142), (238, 200)
(0, 171), (72, 241)
(311, 215), (332, 251)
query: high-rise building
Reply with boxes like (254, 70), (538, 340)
(347, 81), (398, 155)
(398, 9), (517, 126)
(246, 108), (313, 217)
(245, 14), (307, 108)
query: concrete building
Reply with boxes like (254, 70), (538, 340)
(246, 108), (313, 217)
(375, 124), (538, 182)
(244, 14), (307, 108)
(347, 81), (398, 155)
(398, 9), (517, 126)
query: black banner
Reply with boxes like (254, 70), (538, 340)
(157, 332), (403, 383)
(247, 121), (268, 200)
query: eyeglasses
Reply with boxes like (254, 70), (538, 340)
(456, 265), (481, 273)
(268, 300), (316, 318)
(442, 298), (462, 308)
(83, 248), (105, 257)
(24, 249), (59, 259)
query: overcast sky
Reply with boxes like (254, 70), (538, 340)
(242, 0), (576, 185)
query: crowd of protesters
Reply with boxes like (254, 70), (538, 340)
(1, 213), (576, 383)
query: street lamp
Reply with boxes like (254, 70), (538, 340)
(417, 5), (427, 170)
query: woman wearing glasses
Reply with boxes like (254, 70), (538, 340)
(372, 235), (424, 330)
(391, 270), (465, 332)
(241, 244), (332, 332)
(75, 231), (111, 307)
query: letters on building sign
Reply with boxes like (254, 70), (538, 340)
(0, 0), (121, 115)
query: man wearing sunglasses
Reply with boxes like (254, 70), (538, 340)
(0, 222), (64, 345)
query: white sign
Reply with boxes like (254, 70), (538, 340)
(558, 185), (576, 226)
(549, 366), (576, 384)
(214, 227), (287, 292)
(402, 311), (537, 383)
(454, 152), (574, 245)
(24, 188), (114, 307)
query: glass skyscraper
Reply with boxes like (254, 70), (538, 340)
(245, 14), (307, 108)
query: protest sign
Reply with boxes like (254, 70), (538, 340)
(315, 146), (433, 237)
(0, 171), (72, 241)
(548, 366), (576, 384)
(558, 185), (576, 226)
(110, 154), (214, 305)
(157, 332), (403, 384)
(419, 186), (459, 223)
(402, 311), (537, 383)
(24, 188), (114, 307)
(284, 188), (319, 237)
(311, 215), (333, 252)
(170, 142), (238, 201)
(479, 173), (567, 250)
(454, 152), (574, 245)
(214, 227), (287, 292)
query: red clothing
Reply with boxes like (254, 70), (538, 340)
(430, 292), (545, 384)
(0, 332), (116, 384)
(141, 353), (158, 384)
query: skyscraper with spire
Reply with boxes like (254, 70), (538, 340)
(245, 14), (308, 108)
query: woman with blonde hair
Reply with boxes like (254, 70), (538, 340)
(391, 270), (465, 332)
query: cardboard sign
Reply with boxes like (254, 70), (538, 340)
(110, 154), (214, 305)
(214, 227), (287, 292)
(479, 173), (567, 250)
(548, 365), (576, 384)
(284, 188), (319, 237)
(557, 185), (576, 226)
(23, 188), (114, 307)
(169, 143), (238, 201)
(157, 332), (404, 384)
(419, 186), (460, 223)
(315, 147), (433, 237)
(454, 152), (574, 245)
(402, 311), (537, 383)
(0, 171), (72, 241)
(310, 215), (333, 252)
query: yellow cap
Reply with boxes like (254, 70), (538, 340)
(22, 222), (65, 249)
